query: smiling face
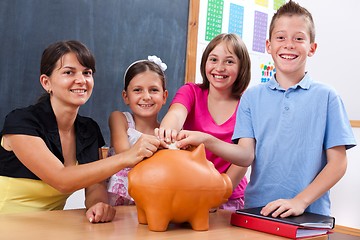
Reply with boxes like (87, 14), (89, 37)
(266, 15), (317, 80)
(40, 52), (94, 108)
(123, 70), (167, 119)
(205, 42), (240, 93)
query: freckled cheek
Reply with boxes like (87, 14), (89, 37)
(205, 63), (213, 72)
(205, 70), (213, 79)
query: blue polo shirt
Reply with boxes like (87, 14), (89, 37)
(232, 73), (356, 215)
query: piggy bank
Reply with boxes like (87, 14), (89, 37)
(128, 143), (233, 231)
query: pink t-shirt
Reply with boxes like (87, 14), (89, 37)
(171, 83), (247, 199)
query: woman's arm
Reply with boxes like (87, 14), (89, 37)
(3, 133), (160, 193)
(84, 182), (116, 223)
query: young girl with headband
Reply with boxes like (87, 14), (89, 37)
(107, 56), (168, 205)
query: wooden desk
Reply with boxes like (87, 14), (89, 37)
(0, 206), (357, 240)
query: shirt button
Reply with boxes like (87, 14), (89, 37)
(285, 106), (289, 110)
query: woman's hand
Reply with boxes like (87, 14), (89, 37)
(86, 202), (116, 223)
(122, 134), (161, 167)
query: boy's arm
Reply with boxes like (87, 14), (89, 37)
(261, 145), (347, 218)
(176, 130), (255, 167)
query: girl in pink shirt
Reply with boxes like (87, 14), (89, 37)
(155, 33), (251, 210)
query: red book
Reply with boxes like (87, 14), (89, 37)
(230, 207), (335, 239)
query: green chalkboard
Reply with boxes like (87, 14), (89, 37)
(0, 0), (189, 143)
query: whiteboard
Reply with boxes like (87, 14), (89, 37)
(196, 0), (359, 120)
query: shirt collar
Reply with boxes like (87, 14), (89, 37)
(36, 97), (99, 157)
(268, 72), (312, 91)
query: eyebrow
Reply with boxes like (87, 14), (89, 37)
(62, 65), (91, 71)
(62, 66), (76, 70)
(209, 53), (235, 58)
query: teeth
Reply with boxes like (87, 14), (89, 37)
(71, 89), (86, 93)
(214, 75), (226, 79)
(281, 55), (296, 60)
(139, 104), (153, 107)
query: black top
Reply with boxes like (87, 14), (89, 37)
(0, 98), (105, 180)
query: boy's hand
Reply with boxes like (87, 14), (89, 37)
(176, 130), (209, 150)
(260, 198), (306, 218)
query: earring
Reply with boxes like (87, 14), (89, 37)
(47, 89), (53, 95)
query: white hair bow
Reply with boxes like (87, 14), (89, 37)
(148, 55), (167, 71)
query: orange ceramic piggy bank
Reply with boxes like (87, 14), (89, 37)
(128, 144), (233, 231)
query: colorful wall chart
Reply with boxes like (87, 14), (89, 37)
(252, 11), (268, 53)
(205, 0), (224, 41)
(260, 62), (276, 83)
(228, 3), (244, 38)
(198, 0), (286, 85)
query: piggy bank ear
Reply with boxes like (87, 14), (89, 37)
(190, 143), (207, 163)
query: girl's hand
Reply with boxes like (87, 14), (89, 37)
(86, 202), (116, 223)
(154, 127), (178, 147)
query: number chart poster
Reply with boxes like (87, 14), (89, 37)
(195, 0), (285, 85)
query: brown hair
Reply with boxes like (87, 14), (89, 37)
(123, 61), (166, 91)
(269, 0), (315, 43)
(199, 33), (251, 99)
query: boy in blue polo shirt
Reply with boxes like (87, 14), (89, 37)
(231, 0), (356, 217)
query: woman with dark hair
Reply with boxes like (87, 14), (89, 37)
(0, 40), (160, 222)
